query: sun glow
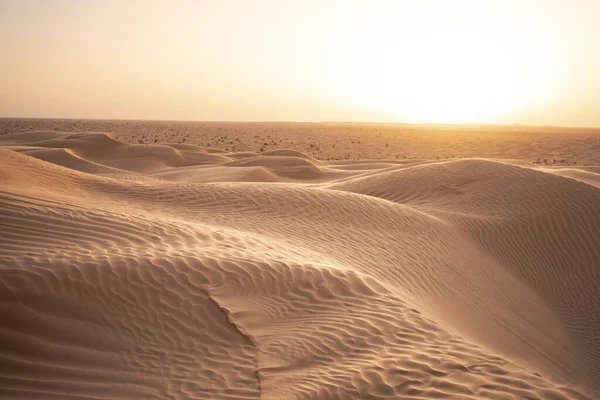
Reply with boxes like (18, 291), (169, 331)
(345, 36), (551, 124)
(0, 0), (598, 125)
(322, 2), (564, 124)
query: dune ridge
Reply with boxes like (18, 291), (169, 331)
(1, 131), (599, 399)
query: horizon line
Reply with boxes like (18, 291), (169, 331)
(1, 116), (599, 131)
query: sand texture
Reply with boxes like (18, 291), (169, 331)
(1, 124), (599, 399)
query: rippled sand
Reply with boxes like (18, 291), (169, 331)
(1, 126), (599, 399)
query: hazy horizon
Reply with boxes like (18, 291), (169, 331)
(3, 116), (600, 130)
(2, 0), (599, 126)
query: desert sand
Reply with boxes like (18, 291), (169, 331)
(1, 120), (599, 399)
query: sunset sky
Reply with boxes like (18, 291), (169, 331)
(1, 0), (599, 126)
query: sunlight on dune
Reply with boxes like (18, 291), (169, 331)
(0, 126), (599, 399)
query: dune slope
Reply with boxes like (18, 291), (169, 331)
(1, 132), (599, 399)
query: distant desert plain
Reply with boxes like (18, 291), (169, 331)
(1, 118), (599, 399)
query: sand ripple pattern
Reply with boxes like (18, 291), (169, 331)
(1, 133), (599, 399)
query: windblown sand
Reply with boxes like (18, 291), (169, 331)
(1, 121), (599, 399)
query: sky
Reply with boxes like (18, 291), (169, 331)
(1, 0), (599, 126)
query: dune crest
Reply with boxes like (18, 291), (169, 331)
(1, 131), (599, 399)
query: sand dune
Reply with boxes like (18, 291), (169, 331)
(3, 119), (599, 164)
(1, 129), (599, 399)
